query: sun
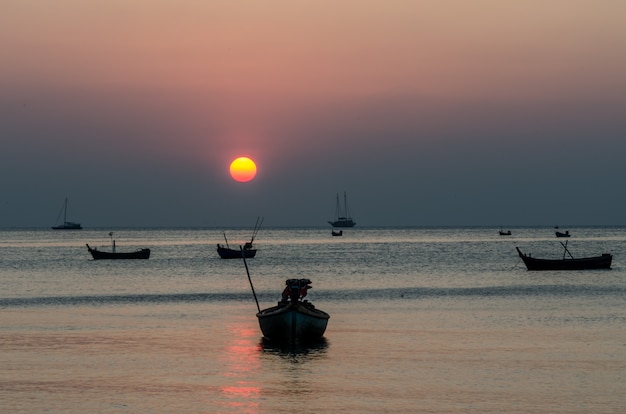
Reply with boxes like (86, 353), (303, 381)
(229, 157), (257, 182)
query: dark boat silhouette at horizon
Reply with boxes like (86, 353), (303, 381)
(328, 192), (356, 228)
(51, 198), (82, 230)
(86, 233), (150, 260)
(217, 217), (263, 259)
(516, 243), (612, 271)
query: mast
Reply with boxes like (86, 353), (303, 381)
(343, 191), (350, 219)
(63, 198), (68, 223)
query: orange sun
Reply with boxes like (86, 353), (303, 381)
(229, 157), (257, 182)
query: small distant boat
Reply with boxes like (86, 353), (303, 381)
(499, 230), (512, 236)
(516, 243), (612, 271)
(51, 198), (82, 230)
(217, 217), (263, 259)
(328, 192), (356, 228)
(332, 230), (343, 236)
(86, 233), (150, 260)
(555, 230), (570, 238)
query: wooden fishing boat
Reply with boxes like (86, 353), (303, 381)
(51, 198), (82, 230)
(499, 230), (511, 236)
(217, 244), (256, 259)
(86, 233), (150, 260)
(217, 217), (263, 259)
(240, 253), (329, 343)
(555, 230), (571, 238)
(328, 192), (356, 227)
(257, 279), (330, 342)
(87, 244), (150, 260)
(332, 230), (343, 236)
(516, 245), (612, 271)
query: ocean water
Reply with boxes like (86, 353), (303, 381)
(1, 227), (625, 413)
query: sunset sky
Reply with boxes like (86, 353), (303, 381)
(2, 0), (626, 227)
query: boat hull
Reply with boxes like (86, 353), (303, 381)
(328, 219), (355, 228)
(87, 245), (150, 260)
(516, 247), (611, 270)
(257, 302), (329, 342)
(217, 246), (256, 259)
(52, 222), (82, 230)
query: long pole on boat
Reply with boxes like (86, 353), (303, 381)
(250, 216), (264, 243)
(241, 246), (261, 312)
(560, 241), (574, 259)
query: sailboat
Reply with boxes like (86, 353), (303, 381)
(328, 192), (356, 227)
(51, 198), (82, 230)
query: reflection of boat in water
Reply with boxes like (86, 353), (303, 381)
(51, 198), (82, 230)
(260, 336), (329, 356)
(256, 279), (330, 342)
(217, 217), (263, 259)
(328, 192), (355, 227)
(86, 232), (150, 260)
(516, 243), (612, 271)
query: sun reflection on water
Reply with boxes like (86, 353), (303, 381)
(216, 321), (262, 412)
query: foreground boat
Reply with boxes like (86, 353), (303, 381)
(555, 230), (571, 238)
(51, 198), (82, 230)
(86, 233), (150, 260)
(240, 252), (329, 343)
(257, 279), (330, 342)
(516, 246), (612, 271)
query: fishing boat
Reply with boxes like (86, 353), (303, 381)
(499, 230), (512, 236)
(328, 192), (356, 227)
(86, 233), (150, 260)
(217, 242), (257, 259)
(516, 243), (612, 271)
(217, 217), (263, 259)
(258, 279), (330, 342)
(332, 230), (343, 236)
(555, 230), (571, 238)
(51, 198), (82, 230)
(241, 253), (330, 342)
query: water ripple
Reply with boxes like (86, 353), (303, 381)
(2, 284), (623, 308)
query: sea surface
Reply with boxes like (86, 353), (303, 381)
(1, 227), (625, 413)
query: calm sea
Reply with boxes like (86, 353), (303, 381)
(1, 227), (625, 413)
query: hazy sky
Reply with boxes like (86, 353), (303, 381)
(2, 0), (626, 227)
